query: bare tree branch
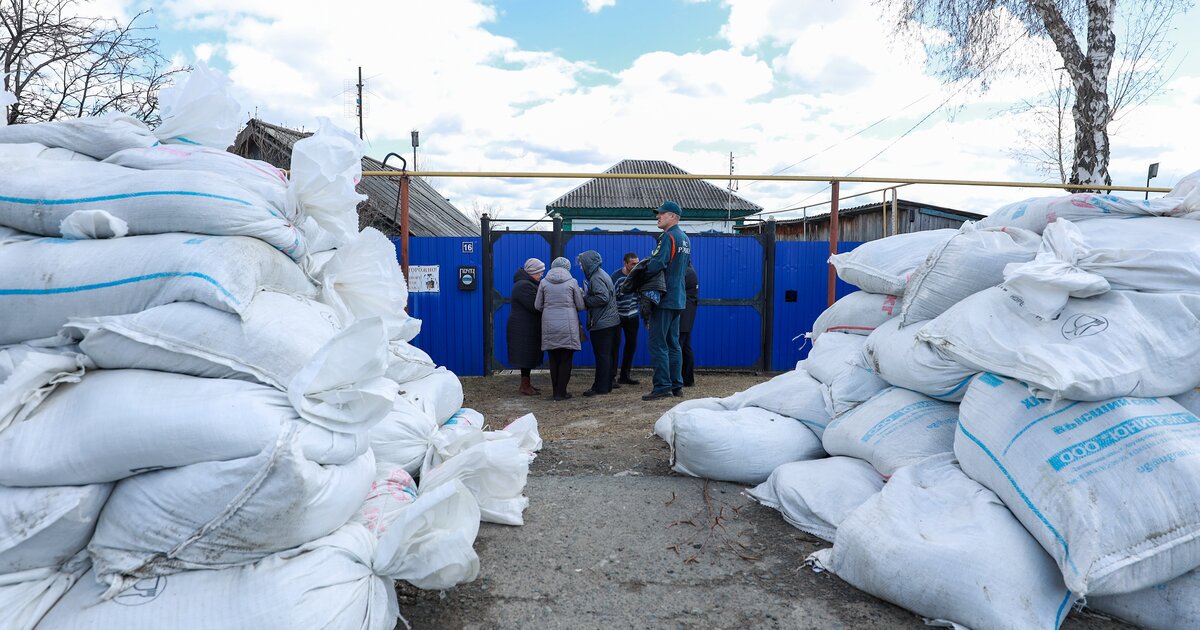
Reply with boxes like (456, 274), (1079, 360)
(1, 0), (181, 125)
(877, 0), (1192, 188)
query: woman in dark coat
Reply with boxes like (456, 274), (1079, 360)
(507, 257), (545, 395)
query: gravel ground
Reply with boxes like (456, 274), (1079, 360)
(395, 369), (1131, 630)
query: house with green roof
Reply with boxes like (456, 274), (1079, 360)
(545, 159), (762, 233)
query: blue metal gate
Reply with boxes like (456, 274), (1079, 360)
(399, 233), (864, 377)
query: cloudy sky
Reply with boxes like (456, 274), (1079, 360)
(129, 0), (1200, 224)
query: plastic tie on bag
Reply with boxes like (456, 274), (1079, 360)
(287, 317), (398, 436)
(372, 480), (481, 590)
(1001, 219), (1109, 320)
(59, 210), (129, 239)
(286, 118), (366, 246)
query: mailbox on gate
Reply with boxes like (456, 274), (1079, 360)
(458, 266), (478, 290)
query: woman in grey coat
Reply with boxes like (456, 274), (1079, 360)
(577, 250), (619, 396)
(535, 257), (585, 401)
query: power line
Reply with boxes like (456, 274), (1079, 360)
(748, 90), (936, 188)
(758, 34), (1027, 218)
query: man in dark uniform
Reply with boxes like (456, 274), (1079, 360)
(680, 262), (698, 387)
(642, 200), (691, 401)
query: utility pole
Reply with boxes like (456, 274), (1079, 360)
(356, 66), (364, 140)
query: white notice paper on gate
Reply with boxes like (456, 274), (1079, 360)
(409, 265), (440, 293)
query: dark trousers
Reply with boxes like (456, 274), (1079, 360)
(589, 325), (618, 393)
(648, 308), (683, 393)
(610, 316), (639, 381)
(680, 331), (694, 386)
(547, 349), (574, 398)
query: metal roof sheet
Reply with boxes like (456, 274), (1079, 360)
(231, 119), (477, 237)
(545, 159), (763, 216)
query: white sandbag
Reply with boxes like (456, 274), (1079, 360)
(821, 387), (957, 476)
(387, 338), (438, 384)
(1167, 168), (1200, 214)
(284, 318), (399, 435)
(44, 479), (481, 630)
(956, 374), (1200, 595)
(0, 113), (157, 159)
(0, 552), (90, 630)
(0, 345), (89, 432)
(0, 370), (366, 486)
(151, 61), (241, 150)
(419, 439), (532, 526)
(1089, 569), (1200, 630)
(828, 229), (956, 295)
(746, 456), (883, 542)
(0, 142), (96, 161)
(370, 398), (441, 475)
(0, 159), (307, 259)
(0, 484), (111, 574)
(813, 453), (1075, 629)
(655, 406), (825, 485)
(0, 233), (314, 345)
(493, 413), (543, 452)
(862, 318), (976, 402)
(920, 287), (1200, 401)
(723, 369), (831, 437)
(1176, 387), (1200, 415)
(400, 368), (466, 424)
(443, 407), (487, 429)
(809, 291), (898, 340)
(1002, 217), (1200, 320)
(898, 222), (1040, 325)
(41, 527), (396, 630)
(976, 192), (1185, 234)
(286, 118), (367, 247)
(356, 467), (420, 536)
(315, 227), (421, 342)
(372, 480), (482, 590)
(89, 425), (374, 591)
(105, 145), (288, 214)
(802, 332), (889, 418)
(67, 292), (432, 398)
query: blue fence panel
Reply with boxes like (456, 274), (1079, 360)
(771, 241), (862, 370)
(491, 232), (552, 371)
(401, 236), (484, 376)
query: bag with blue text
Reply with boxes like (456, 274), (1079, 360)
(956, 373), (1200, 596)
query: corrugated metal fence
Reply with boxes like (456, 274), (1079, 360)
(398, 233), (861, 376)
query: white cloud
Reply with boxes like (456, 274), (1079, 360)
(141, 0), (1200, 223)
(583, 0), (616, 13)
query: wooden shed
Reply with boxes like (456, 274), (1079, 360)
(232, 119), (478, 237)
(736, 198), (984, 241)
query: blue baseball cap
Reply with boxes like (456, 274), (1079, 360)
(654, 200), (682, 216)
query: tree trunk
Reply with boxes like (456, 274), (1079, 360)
(1070, 76), (1112, 187)
(1031, 0), (1115, 188)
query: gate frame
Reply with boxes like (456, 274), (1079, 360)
(481, 216), (776, 375)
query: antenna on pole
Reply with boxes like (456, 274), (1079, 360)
(344, 67), (368, 140)
(357, 67), (364, 140)
(726, 152), (737, 228)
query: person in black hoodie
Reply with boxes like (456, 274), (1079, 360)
(680, 262), (698, 387)
(507, 258), (545, 396)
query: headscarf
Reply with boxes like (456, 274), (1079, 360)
(551, 257), (570, 270)
(523, 258), (545, 276)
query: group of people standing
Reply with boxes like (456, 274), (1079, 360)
(506, 200), (697, 401)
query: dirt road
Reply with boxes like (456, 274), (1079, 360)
(396, 370), (1129, 630)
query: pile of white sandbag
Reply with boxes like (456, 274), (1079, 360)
(0, 64), (540, 630)
(657, 176), (1200, 629)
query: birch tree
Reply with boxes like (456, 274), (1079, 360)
(880, 0), (1192, 187)
(1, 0), (182, 125)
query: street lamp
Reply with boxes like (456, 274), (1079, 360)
(1146, 162), (1159, 200)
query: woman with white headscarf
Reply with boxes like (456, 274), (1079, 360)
(535, 257), (585, 400)
(508, 257), (546, 395)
